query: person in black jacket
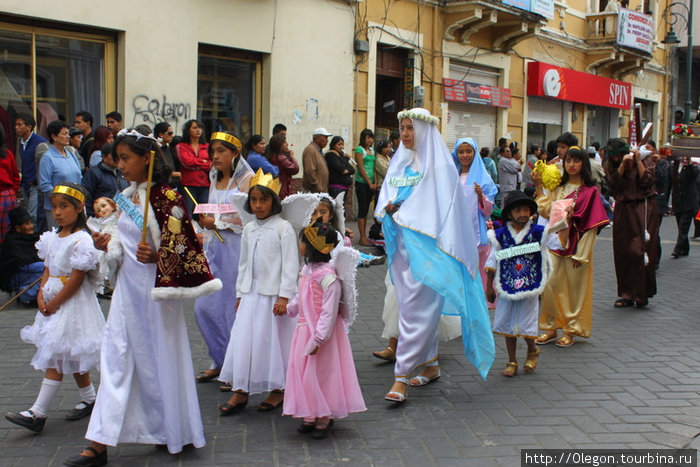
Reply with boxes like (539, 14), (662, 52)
(0, 207), (43, 305)
(670, 158), (699, 258)
(651, 143), (672, 264)
(81, 143), (129, 217)
(324, 136), (355, 199)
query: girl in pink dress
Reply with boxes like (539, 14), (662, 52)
(283, 221), (366, 439)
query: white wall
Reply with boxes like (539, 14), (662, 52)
(266, 0), (355, 152)
(0, 0), (275, 129)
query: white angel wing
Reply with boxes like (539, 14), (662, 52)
(330, 245), (360, 329)
(333, 192), (346, 234)
(228, 192), (256, 226)
(281, 193), (322, 236)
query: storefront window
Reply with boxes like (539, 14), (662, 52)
(197, 46), (260, 143)
(0, 23), (113, 150)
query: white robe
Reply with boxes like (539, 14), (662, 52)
(85, 208), (205, 454)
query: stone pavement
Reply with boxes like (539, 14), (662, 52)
(0, 219), (699, 466)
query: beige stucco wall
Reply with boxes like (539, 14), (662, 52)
(0, 0), (355, 149)
(266, 0), (355, 151)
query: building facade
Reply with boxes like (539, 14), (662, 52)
(0, 0), (356, 153)
(352, 0), (673, 153)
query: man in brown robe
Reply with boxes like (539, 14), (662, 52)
(301, 128), (331, 193)
(604, 138), (659, 308)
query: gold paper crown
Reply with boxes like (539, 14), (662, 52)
(304, 223), (338, 254)
(52, 185), (85, 203)
(250, 168), (282, 195)
(211, 132), (242, 150)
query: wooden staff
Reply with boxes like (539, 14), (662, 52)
(182, 186), (225, 243)
(141, 150), (156, 244)
(0, 277), (42, 312)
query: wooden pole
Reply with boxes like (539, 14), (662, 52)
(0, 277), (42, 312)
(140, 150), (156, 244)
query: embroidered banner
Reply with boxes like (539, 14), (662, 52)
(495, 242), (541, 260)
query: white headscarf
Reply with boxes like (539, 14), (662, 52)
(374, 108), (480, 276)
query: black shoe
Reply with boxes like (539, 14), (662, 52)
(63, 446), (108, 466)
(65, 401), (95, 421)
(4, 410), (46, 433)
(311, 419), (334, 439)
(297, 421), (315, 434)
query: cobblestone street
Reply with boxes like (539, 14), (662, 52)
(0, 219), (699, 466)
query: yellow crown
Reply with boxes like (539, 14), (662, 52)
(304, 223), (338, 254)
(250, 168), (282, 195)
(211, 132), (242, 150)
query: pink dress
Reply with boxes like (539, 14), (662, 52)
(283, 263), (366, 420)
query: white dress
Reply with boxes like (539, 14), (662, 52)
(85, 208), (205, 454)
(21, 230), (104, 375)
(219, 215), (298, 394)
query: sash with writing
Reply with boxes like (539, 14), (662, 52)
(115, 192), (143, 230)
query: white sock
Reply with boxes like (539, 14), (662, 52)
(75, 384), (96, 409)
(26, 378), (62, 418)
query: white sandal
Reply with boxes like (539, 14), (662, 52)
(384, 391), (407, 403)
(409, 370), (441, 387)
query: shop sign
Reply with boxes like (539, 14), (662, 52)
(503, 0), (554, 19)
(404, 58), (415, 109)
(443, 79), (511, 108)
(527, 61), (632, 110)
(617, 8), (654, 54)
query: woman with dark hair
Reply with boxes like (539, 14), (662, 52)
(324, 136), (354, 200)
(604, 137), (659, 308)
(354, 128), (376, 246)
(88, 126), (114, 168)
(243, 135), (279, 177)
(0, 125), (20, 242)
(176, 119), (210, 216)
(154, 122), (181, 189)
(194, 132), (253, 384)
(39, 121), (82, 230)
(64, 130), (220, 465)
(533, 146), (609, 348)
(267, 134), (298, 199)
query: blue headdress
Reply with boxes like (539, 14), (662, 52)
(452, 137), (498, 245)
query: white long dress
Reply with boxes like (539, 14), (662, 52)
(85, 208), (205, 454)
(21, 230), (104, 374)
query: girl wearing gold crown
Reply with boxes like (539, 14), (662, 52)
(283, 221), (366, 438)
(64, 131), (221, 466)
(193, 132), (253, 385)
(5, 183), (104, 434)
(218, 169), (299, 415)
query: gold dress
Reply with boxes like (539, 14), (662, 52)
(537, 183), (598, 338)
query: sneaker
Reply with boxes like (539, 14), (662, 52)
(65, 401), (95, 421)
(369, 255), (386, 266)
(5, 410), (46, 433)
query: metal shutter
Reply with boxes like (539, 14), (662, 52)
(445, 103), (498, 152)
(445, 62), (499, 151)
(528, 96), (564, 125)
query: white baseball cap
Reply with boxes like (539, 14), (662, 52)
(312, 127), (332, 137)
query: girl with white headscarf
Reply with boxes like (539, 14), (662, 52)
(375, 108), (494, 402)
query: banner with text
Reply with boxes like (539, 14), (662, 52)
(616, 8), (654, 54)
(443, 79), (511, 108)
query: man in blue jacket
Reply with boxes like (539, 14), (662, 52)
(81, 143), (129, 217)
(14, 113), (49, 230)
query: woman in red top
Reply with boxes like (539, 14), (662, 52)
(0, 125), (21, 243)
(267, 134), (299, 199)
(176, 119), (210, 216)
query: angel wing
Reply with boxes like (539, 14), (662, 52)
(281, 193), (323, 236)
(330, 245), (360, 329)
(228, 192), (256, 226)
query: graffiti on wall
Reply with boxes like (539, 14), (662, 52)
(131, 94), (191, 129)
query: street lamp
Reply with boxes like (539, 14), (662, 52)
(662, 0), (694, 124)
